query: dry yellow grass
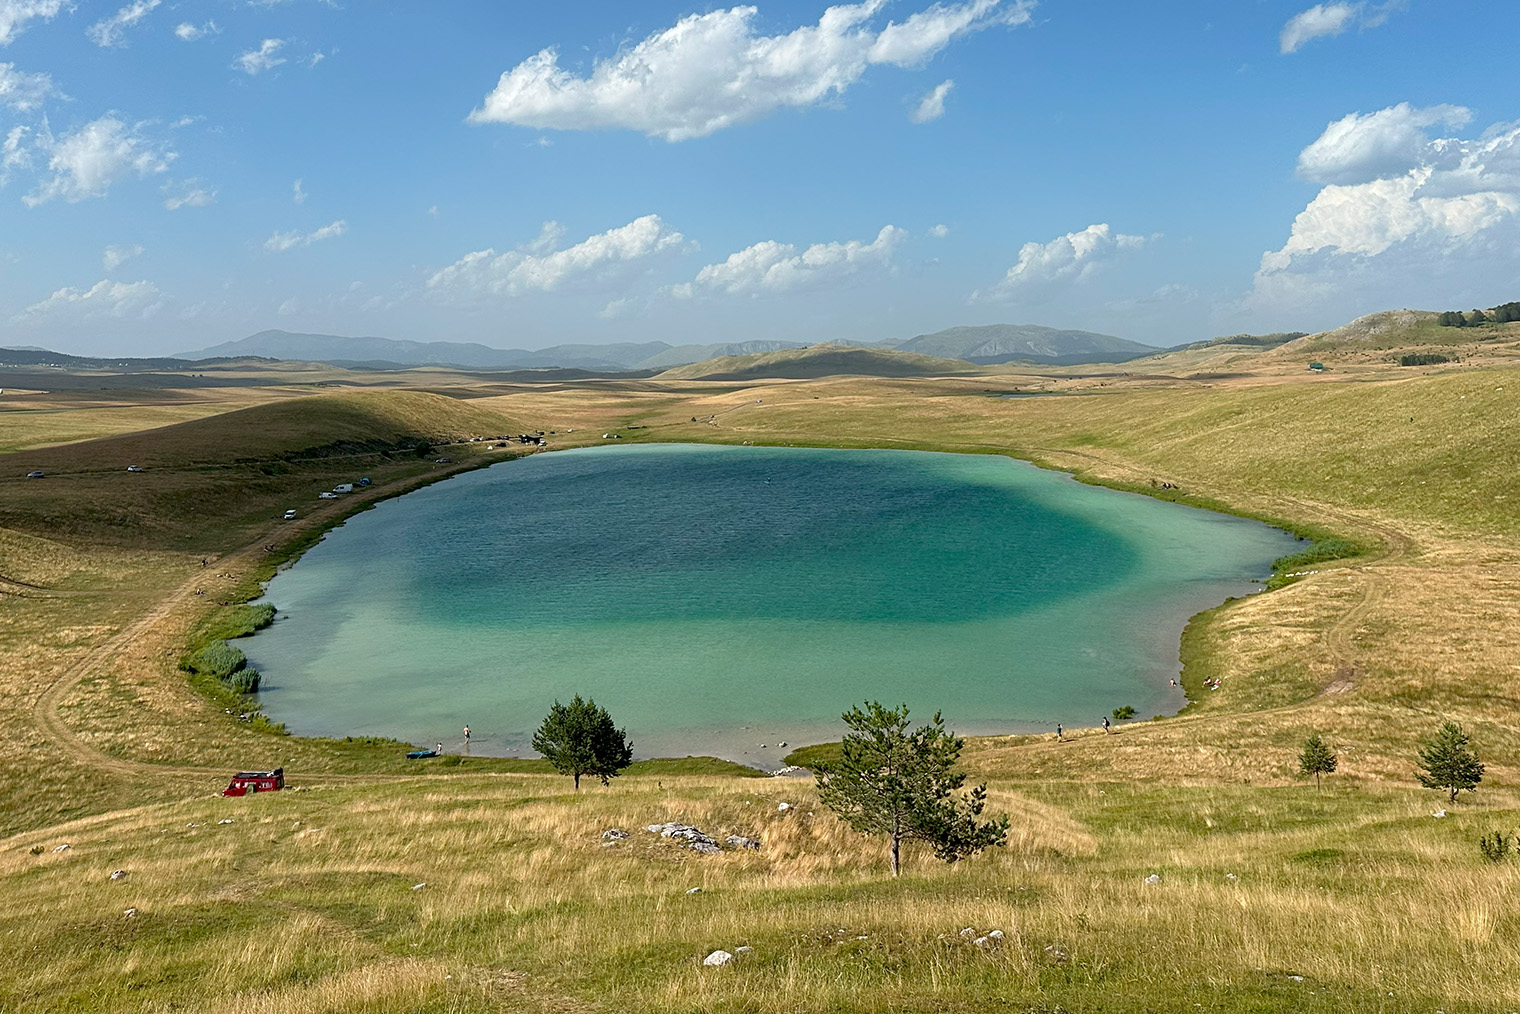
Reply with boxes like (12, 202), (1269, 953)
(6, 350), (1520, 1010)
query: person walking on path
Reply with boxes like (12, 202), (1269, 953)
(1102, 716), (1112, 735)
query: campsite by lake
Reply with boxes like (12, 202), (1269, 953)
(245, 444), (1297, 765)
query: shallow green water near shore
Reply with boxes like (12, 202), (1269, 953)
(249, 444), (1295, 765)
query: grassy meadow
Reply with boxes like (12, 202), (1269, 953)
(6, 328), (1520, 1012)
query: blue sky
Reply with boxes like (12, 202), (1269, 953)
(1, 0), (1517, 356)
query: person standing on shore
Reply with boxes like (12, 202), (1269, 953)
(463, 725), (471, 753)
(1056, 723), (1063, 742)
(1102, 716), (1112, 735)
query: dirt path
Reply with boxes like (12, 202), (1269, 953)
(28, 472), (482, 788)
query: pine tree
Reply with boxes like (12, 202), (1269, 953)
(814, 702), (1008, 876)
(531, 695), (633, 790)
(1416, 721), (1484, 804)
(1298, 733), (1337, 791)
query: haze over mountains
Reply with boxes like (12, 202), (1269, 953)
(177, 325), (1157, 372)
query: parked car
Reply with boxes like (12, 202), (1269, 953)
(222, 768), (284, 796)
(25, 470), (44, 478)
(358, 477), (371, 486)
(332, 483), (354, 494)
(433, 457), (452, 464)
(125, 465), (145, 473)
(317, 491), (338, 500)
(283, 509), (297, 520)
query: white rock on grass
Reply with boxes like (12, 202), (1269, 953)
(648, 822), (722, 852)
(726, 835), (761, 850)
(1144, 873), (1162, 885)
(777, 802), (792, 812)
(601, 828), (630, 842)
(735, 946), (753, 955)
(703, 950), (734, 967)
(52, 844), (70, 853)
(686, 887), (703, 895)
(109, 870), (128, 881)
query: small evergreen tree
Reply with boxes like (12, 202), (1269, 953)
(815, 702), (1008, 876)
(1298, 733), (1337, 791)
(531, 695), (633, 790)
(1416, 721), (1484, 803)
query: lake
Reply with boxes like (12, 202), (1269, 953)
(247, 444), (1296, 766)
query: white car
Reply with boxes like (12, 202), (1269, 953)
(317, 491), (338, 500)
(126, 465), (145, 473)
(283, 509), (297, 520)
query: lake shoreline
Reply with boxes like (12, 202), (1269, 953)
(238, 441), (1305, 765)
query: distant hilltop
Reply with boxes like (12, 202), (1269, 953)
(173, 324), (1157, 372)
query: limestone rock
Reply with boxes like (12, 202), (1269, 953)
(726, 835), (761, 850)
(777, 802), (792, 812)
(690, 842), (722, 855)
(1144, 873), (1161, 885)
(109, 870), (128, 881)
(601, 828), (630, 842)
(703, 950), (734, 967)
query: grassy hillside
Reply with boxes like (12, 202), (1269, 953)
(656, 344), (976, 381)
(11, 348), (1520, 1011)
(7, 389), (517, 472)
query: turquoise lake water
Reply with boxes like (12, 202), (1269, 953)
(247, 444), (1296, 766)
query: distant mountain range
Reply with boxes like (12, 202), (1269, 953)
(892, 324), (1155, 365)
(176, 331), (814, 372)
(175, 325), (1159, 372)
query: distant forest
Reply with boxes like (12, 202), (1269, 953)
(1438, 302), (1520, 327)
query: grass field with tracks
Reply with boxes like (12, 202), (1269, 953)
(5, 319), (1520, 1012)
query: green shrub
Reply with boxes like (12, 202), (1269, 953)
(189, 641), (247, 680)
(1112, 705), (1136, 721)
(1271, 538), (1363, 583)
(226, 668), (261, 694)
(1398, 353), (1450, 367)
(1478, 831), (1513, 863)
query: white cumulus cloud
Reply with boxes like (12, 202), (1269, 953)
(678, 224), (905, 297)
(14, 279), (164, 322)
(1280, 2), (1400, 55)
(429, 215), (685, 299)
(1, 123), (28, 186)
(103, 243), (143, 272)
(1296, 102), (1471, 185)
(1249, 104), (1520, 318)
(174, 20), (218, 41)
(468, 0), (1033, 141)
(265, 219), (347, 252)
(910, 78), (953, 123)
(235, 38), (285, 75)
(87, 0), (161, 47)
(0, 0), (67, 47)
(23, 116), (175, 207)
(976, 223), (1146, 301)
(0, 61), (53, 110)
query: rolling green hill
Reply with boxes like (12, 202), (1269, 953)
(9, 390), (517, 472)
